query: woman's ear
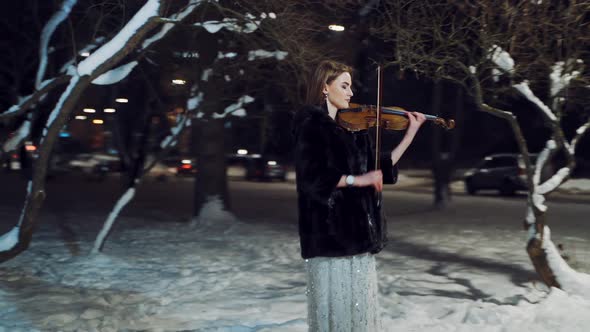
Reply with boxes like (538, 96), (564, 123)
(322, 84), (329, 95)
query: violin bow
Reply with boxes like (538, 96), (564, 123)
(375, 65), (383, 172)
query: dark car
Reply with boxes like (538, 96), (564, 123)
(244, 156), (287, 182)
(464, 153), (545, 196)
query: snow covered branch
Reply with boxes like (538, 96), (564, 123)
(0, 75), (70, 120)
(35, 0), (77, 88)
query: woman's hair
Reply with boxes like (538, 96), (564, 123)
(305, 60), (353, 106)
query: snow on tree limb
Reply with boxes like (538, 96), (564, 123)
(247, 50), (288, 61)
(569, 122), (590, 155)
(143, 0), (203, 49)
(77, 0), (161, 76)
(0, 76), (70, 120)
(212, 95), (254, 119)
(35, 0), (78, 88)
(0, 227), (19, 252)
(534, 140), (556, 188)
(513, 82), (557, 121)
(92, 188), (136, 254)
(91, 61), (138, 85)
(3, 119), (31, 153)
(538, 168), (571, 195)
(41, 76), (80, 144)
(550, 61), (582, 98)
(489, 45), (514, 72)
(542, 226), (590, 297)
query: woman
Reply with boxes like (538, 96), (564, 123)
(293, 60), (425, 331)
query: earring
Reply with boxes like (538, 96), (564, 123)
(324, 93), (328, 99)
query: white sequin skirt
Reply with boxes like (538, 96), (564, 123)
(305, 253), (381, 332)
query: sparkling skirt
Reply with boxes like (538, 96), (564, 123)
(305, 253), (381, 332)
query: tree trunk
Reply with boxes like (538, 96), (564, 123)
(430, 81), (450, 208)
(192, 118), (231, 220)
(527, 237), (560, 288)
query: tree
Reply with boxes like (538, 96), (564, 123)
(369, 0), (590, 290)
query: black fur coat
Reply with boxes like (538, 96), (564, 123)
(293, 104), (398, 259)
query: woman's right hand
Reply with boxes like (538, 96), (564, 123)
(355, 170), (383, 192)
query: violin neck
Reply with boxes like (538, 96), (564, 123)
(383, 108), (438, 121)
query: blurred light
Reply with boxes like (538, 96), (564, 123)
(181, 159), (192, 164)
(104, 108), (116, 113)
(181, 164), (192, 170)
(80, 52), (90, 57)
(237, 149), (248, 155)
(328, 24), (345, 32)
(251, 154), (261, 158)
(172, 79), (187, 85)
(59, 132), (71, 138)
(92, 119), (104, 125)
(75, 115), (87, 120)
(83, 108), (96, 113)
(267, 161), (277, 166)
(25, 144), (36, 151)
(115, 98), (129, 103)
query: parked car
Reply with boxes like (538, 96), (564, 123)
(463, 153), (549, 196)
(69, 153), (121, 181)
(244, 156), (287, 182)
(149, 157), (197, 181)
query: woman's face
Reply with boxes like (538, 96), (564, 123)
(323, 72), (353, 110)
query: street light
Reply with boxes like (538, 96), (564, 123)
(83, 108), (96, 113)
(80, 51), (90, 57)
(92, 119), (104, 125)
(328, 24), (345, 32)
(237, 149), (248, 155)
(75, 115), (87, 120)
(115, 98), (129, 103)
(172, 79), (187, 85)
(104, 108), (116, 113)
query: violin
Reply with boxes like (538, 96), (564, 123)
(336, 103), (455, 132)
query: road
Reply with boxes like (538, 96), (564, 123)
(0, 173), (588, 244)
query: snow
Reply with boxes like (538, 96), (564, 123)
(197, 18), (260, 34)
(550, 61), (581, 97)
(92, 188), (136, 254)
(36, 0), (77, 88)
(2, 193), (590, 331)
(537, 167), (570, 195)
(142, 0), (201, 49)
(513, 81), (557, 121)
(41, 75), (80, 145)
(91, 61), (138, 85)
(2, 120), (30, 152)
(201, 68), (213, 81)
(77, 0), (160, 76)
(542, 227), (590, 297)
(248, 49), (288, 61)
(218, 51), (238, 59)
(0, 227), (19, 251)
(489, 45), (514, 72)
(212, 95), (254, 118)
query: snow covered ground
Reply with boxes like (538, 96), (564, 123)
(1, 193), (590, 332)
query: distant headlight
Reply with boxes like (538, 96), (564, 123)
(267, 161), (277, 166)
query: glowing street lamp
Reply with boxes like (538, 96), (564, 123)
(75, 115), (87, 120)
(172, 79), (187, 85)
(328, 24), (345, 32)
(83, 108), (96, 113)
(115, 98), (129, 103)
(92, 119), (104, 125)
(237, 149), (248, 155)
(104, 108), (116, 113)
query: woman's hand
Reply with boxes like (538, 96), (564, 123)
(406, 111), (426, 137)
(355, 170), (383, 192)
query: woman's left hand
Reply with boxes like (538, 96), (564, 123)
(406, 111), (426, 136)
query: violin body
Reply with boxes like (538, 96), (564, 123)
(337, 103), (455, 131)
